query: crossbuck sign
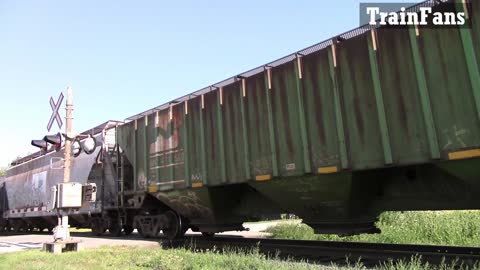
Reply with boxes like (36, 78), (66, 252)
(47, 92), (64, 131)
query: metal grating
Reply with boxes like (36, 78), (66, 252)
(268, 54), (297, 68)
(237, 66), (265, 80)
(298, 39), (334, 56)
(80, 120), (124, 136)
(406, 0), (437, 13)
(126, 0), (444, 122)
(338, 26), (372, 41)
(215, 77), (238, 89)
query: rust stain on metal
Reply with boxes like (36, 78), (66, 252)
(277, 65), (295, 156)
(242, 79), (246, 97)
(305, 53), (327, 146)
(371, 29), (378, 51)
(297, 56), (303, 79)
(331, 44), (337, 67)
(267, 68), (272, 90)
(219, 87), (223, 105)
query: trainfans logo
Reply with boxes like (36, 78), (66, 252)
(359, 1), (471, 28)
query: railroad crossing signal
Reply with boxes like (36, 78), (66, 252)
(44, 132), (63, 151)
(47, 92), (64, 132)
(31, 139), (48, 151)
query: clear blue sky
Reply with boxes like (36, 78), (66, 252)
(0, 0), (415, 168)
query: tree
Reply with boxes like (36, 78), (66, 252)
(0, 163), (11, 177)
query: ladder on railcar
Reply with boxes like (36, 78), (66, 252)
(104, 124), (125, 209)
(113, 124), (125, 209)
(115, 145), (125, 208)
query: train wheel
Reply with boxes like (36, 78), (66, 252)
(134, 215), (160, 238)
(201, 232), (215, 237)
(108, 219), (122, 237)
(91, 219), (106, 236)
(0, 219), (5, 234)
(162, 210), (186, 240)
(136, 224), (149, 238)
(12, 222), (23, 233)
(123, 225), (134, 236)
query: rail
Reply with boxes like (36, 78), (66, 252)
(166, 236), (480, 267)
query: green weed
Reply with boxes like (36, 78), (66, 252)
(265, 211), (480, 246)
(0, 246), (340, 270)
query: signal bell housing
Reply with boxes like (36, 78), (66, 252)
(82, 135), (97, 155)
(72, 138), (81, 157)
(71, 135), (98, 157)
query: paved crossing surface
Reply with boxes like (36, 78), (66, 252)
(0, 239), (43, 253)
(0, 233), (159, 253)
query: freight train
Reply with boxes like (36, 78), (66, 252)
(1, 0), (480, 239)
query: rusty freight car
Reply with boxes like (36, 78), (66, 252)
(116, 0), (480, 238)
(0, 121), (123, 234)
(1, 0), (480, 240)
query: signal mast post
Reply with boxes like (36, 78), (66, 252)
(56, 86), (73, 240)
(44, 87), (83, 254)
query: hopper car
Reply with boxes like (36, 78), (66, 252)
(1, 0), (480, 239)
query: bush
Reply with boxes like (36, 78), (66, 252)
(265, 211), (480, 246)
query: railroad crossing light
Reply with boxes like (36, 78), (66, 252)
(72, 138), (81, 157)
(44, 132), (63, 151)
(82, 135), (97, 155)
(31, 139), (48, 151)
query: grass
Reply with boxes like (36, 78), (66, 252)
(0, 245), (340, 270)
(378, 256), (479, 270)
(264, 211), (480, 246)
(1, 211), (479, 270)
(262, 211), (480, 269)
(0, 245), (476, 270)
(69, 228), (91, 233)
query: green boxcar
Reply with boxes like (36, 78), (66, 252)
(118, 1), (480, 235)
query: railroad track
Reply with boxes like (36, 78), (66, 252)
(2, 231), (479, 267)
(165, 236), (480, 267)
